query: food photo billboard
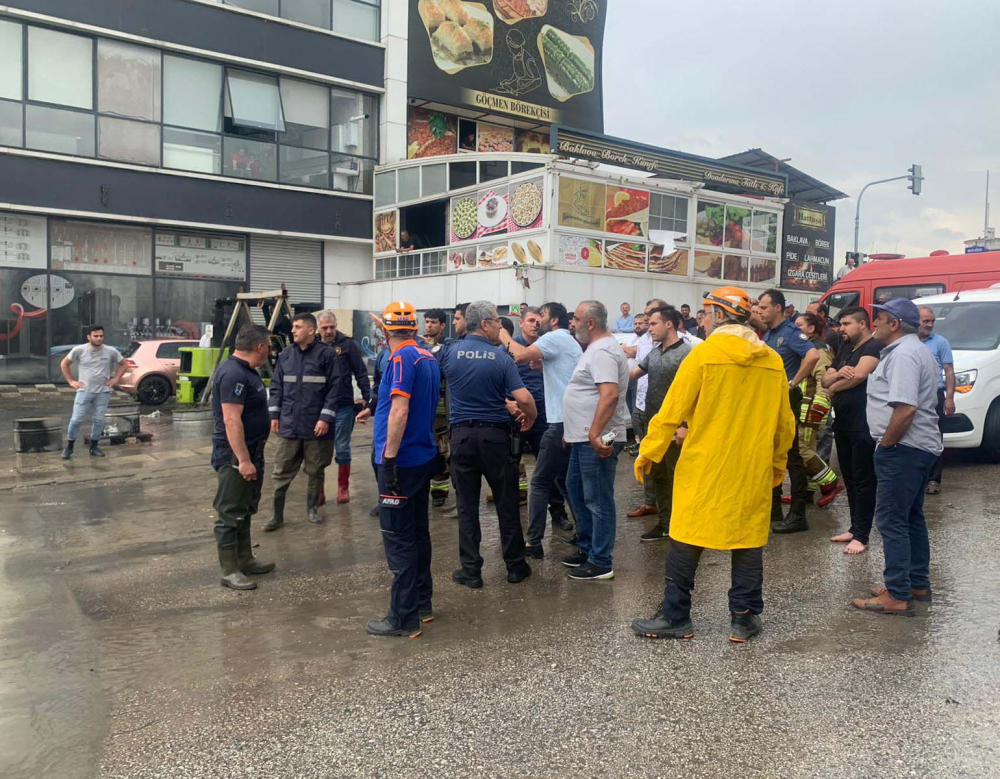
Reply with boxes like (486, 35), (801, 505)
(780, 201), (836, 293)
(409, 0), (607, 132)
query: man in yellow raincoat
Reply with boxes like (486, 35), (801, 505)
(630, 286), (796, 643)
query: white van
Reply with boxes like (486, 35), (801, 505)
(914, 286), (1000, 460)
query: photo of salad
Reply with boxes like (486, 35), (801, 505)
(695, 201), (725, 247)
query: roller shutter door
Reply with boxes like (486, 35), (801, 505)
(249, 237), (323, 310)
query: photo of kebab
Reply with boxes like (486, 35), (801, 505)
(493, 0), (547, 23)
(605, 188), (649, 237)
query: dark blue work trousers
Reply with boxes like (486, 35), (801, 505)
(661, 540), (764, 622)
(378, 456), (436, 630)
(873, 443), (937, 601)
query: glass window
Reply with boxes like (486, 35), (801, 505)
(279, 146), (329, 187)
(0, 100), (22, 147)
(422, 163), (447, 197)
(749, 257), (777, 285)
(154, 278), (242, 340)
(226, 70), (285, 133)
(825, 291), (860, 322)
(724, 205), (752, 251)
(423, 250), (445, 274)
(0, 267), (49, 383)
(375, 255), (396, 279)
(97, 40), (161, 122)
(511, 161), (543, 175)
(723, 254), (748, 282)
(280, 78), (328, 149)
(0, 20), (22, 101)
(50, 220), (152, 276)
(226, 0), (280, 14)
(925, 302), (1000, 351)
(450, 161), (476, 190)
(695, 201), (724, 247)
(398, 167), (420, 202)
(50, 271), (153, 353)
(398, 253), (421, 278)
(873, 284), (945, 304)
(28, 27), (93, 109)
(164, 56), (222, 132)
(479, 160), (508, 184)
(283, 0), (331, 28)
(25, 105), (95, 157)
(98, 117), (160, 166)
(693, 250), (722, 279)
(332, 0), (379, 41)
(331, 154), (372, 194)
(331, 88), (372, 156)
(155, 230), (246, 280)
(155, 341), (195, 359)
(163, 127), (221, 174)
(374, 171), (396, 208)
(223, 136), (277, 181)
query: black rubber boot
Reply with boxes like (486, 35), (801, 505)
(237, 520), (275, 575)
(307, 486), (324, 524)
(730, 610), (762, 642)
(218, 546), (257, 590)
(61, 440), (75, 460)
(770, 487), (784, 525)
(89, 443), (105, 458)
(264, 494), (285, 532)
(773, 499), (809, 534)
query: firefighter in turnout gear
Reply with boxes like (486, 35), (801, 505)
(423, 308), (453, 507)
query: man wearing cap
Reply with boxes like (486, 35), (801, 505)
(917, 306), (955, 495)
(853, 298), (942, 617)
(630, 286), (795, 642)
(367, 302), (441, 637)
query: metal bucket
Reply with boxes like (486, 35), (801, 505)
(14, 417), (63, 453)
(173, 406), (214, 438)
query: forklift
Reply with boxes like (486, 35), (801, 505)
(176, 287), (321, 404)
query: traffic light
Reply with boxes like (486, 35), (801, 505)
(908, 164), (923, 196)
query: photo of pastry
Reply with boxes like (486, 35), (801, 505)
(477, 123), (514, 153)
(477, 242), (509, 268)
(493, 0), (547, 23)
(537, 24), (595, 101)
(604, 242), (647, 271)
(450, 246), (476, 270)
(419, 0), (494, 74)
(510, 237), (544, 264)
(649, 245), (687, 275)
(510, 179), (543, 229)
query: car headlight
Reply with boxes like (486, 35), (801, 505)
(954, 369), (977, 393)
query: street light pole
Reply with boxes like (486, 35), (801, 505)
(853, 175), (910, 255)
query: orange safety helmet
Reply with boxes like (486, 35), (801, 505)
(702, 286), (753, 319)
(382, 301), (418, 331)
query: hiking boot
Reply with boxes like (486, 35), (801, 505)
(550, 509), (573, 532)
(89, 443), (106, 458)
(772, 501), (808, 534)
(555, 532), (580, 545)
(507, 563), (532, 584)
(871, 586), (932, 603)
(218, 547), (257, 590)
(567, 562), (614, 580)
(264, 495), (285, 532)
(925, 481), (940, 495)
(366, 618), (422, 638)
(640, 527), (669, 542)
(525, 544), (544, 559)
(61, 440), (75, 460)
(631, 612), (694, 639)
(307, 507), (324, 524)
(816, 479), (843, 508)
(419, 608), (434, 624)
(452, 569), (483, 589)
(729, 610), (762, 642)
(852, 591), (915, 617)
(561, 550), (588, 568)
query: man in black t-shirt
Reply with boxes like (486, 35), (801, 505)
(211, 324), (274, 590)
(821, 306), (883, 555)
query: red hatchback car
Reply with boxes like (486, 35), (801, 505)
(118, 339), (199, 405)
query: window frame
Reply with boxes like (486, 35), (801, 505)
(222, 0), (382, 42)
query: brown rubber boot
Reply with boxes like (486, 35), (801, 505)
(337, 464), (351, 504)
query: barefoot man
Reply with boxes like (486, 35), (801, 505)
(822, 306), (883, 554)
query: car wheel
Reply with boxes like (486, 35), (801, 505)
(137, 375), (171, 406)
(980, 397), (1000, 463)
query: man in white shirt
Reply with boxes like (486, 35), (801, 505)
(621, 314), (648, 418)
(60, 325), (128, 459)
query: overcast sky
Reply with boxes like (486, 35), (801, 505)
(602, 0), (999, 268)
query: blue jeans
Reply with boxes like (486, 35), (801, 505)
(565, 441), (621, 569)
(67, 391), (111, 442)
(333, 404), (355, 465)
(873, 443), (937, 601)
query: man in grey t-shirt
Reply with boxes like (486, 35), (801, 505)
(853, 298), (941, 618)
(60, 325), (127, 459)
(560, 300), (629, 581)
(628, 305), (692, 542)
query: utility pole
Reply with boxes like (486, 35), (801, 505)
(852, 165), (924, 255)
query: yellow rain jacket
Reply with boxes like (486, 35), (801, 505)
(639, 324), (796, 550)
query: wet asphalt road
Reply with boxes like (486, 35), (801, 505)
(1, 400), (999, 778)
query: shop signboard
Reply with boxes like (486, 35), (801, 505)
(0, 212), (47, 270)
(780, 201), (835, 293)
(154, 231), (246, 281)
(51, 220), (152, 277)
(407, 0), (607, 132)
(552, 127), (788, 198)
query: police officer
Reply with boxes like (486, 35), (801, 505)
(757, 289), (820, 533)
(316, 310), (371, 504)
(439, 300), (537, 588)
(366, 302), (441, 638)
(210, 324), (275, 590)
(264, 313), (340, 531)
